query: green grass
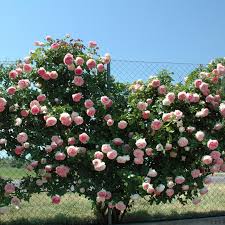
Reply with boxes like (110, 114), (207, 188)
(1, 166), (225, 225)
(0, 184), (225, 225)
(0, 166), (32, 179)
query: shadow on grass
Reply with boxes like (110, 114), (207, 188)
(0, 214), (98, 225)
(123, 209), (225, 224)
(1, 210), (225, 225)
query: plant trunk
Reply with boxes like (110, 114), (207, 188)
(95, 206), (127, 224)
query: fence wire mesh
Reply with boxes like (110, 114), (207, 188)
(1, 59), (225, 225)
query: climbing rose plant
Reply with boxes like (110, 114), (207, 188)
(1, 35), (225, 223)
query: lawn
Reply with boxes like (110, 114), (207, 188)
(1, 166), (225, 225)
(0, 184), (225, 225)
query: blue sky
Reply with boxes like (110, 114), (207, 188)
(0, 0), (225, 64)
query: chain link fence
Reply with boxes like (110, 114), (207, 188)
(1, 59), (225, 225)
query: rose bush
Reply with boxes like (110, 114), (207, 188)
(1, 35), (225, 224)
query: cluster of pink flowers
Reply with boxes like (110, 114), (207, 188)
(0, 97), (7, 112)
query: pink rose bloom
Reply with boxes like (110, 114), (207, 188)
(104, 53), (111, 64)
(107, 119), (114, 126)
(51, 43), (59, 49)
(73, 76), (84, 86)
(104, 114), (112, 121)
(105, 192), (112, 200)
(9, 70), (18, 79)
(60, 113), (72, 126)
(158, 85), (167, 95)
(194, 79), (202, 88)
(84, 99), (94, 108)
(0, 101), (6, 112)
(101, 144), (112, 153)
(11, 197), (21, 206)
(23, 64), (32, 73)
(142, 110), (150, 119)
(68, 64), (75, 71)
(97, 189), (107, 198)
(46, 35), (52, 41)
(202, 155), (212, 165)
(42, 72), (51, 80)
(79, 133), (90, 144)
(72, 92), (83, 102)
(217, 63), (225, 76)
(55, 165), (70, 177)
(162, 113), (173, 122)
(177, 137), (188, 147)
(163, 144), (171, 152)
(49, 71), (58, 79)
(37, 94), (46, 102)
(94, 162), (106, 171)
(74, 66), (83, 75)
(134, 157), (144, 164)
(166, 92), (175, 103)
(147, 185), (155, 194)
(4, 183), (15, 193)
(94, 151), (104, 159)
(75, 57), (84, 66)
(151, 119), (162, 131)
(38, 67), (46, 76)
(182, 185), (189, 191)
(205, 94), (214, 103)
(105, 99), (113, 108)
(135, 138), (147, 149)
(175, 176), (185, 184)
(195, 131), (205, 142)
(191, 169), (201, 178)
(166, 189), (174, 198)
(68, 137), (76, 145)
(7, 86), (16, 95)
(112, 138), (124, 146)
(150, 79), (160, 88)
(97, 63), (104, 72)
(107, 150), (118, 160)
(146, 98), (153, 104)
(133, 149), (144, 158)
(86, 59), (96, 69)
(210, 150), (221, 159)
(89, 41), (97, 48)
(145, 148), (153, 156)
(16, 67), (22, 74)
(101, 96), (110, 105)
(46, 116), (57, 127)
(219, 103), (225, 117)
(137, 102), (148, 111)
(16, 132), (28, 143)
(115, 201), (126, 212)
(63, 53), (74, 65)
(52, 195), (61, 204)
(74, 116), (84, 125)
(18, 79), (30, 89)
(178, 91), (187, 101)
(207, 139), (219, 150)
(14, 146), (25, 155)
(118, 120), (128, 129)
(215, 158), (223, 166)
(31, 105), (40, 115)
(142, 182), (150, 190)
(86, 107), (96, 117)
(147, 168), (157, 177)
(186, 126), (196, 133)
(174, 110), (183, 120)
(55, 152), (66, 161)
(67, 146), (78, 157)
